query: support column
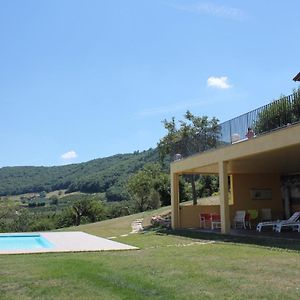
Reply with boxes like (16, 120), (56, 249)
(171, 172), (180, 229)
(219, 161), (230, 234)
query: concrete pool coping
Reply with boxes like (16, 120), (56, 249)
(0, 231), (138, 255)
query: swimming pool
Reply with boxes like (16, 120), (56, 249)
(0, 234), (54, 251)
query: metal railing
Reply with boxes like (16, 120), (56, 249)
(219, 90), (300, 145)
(174, 89), (300, 161)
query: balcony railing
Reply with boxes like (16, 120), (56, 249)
(219, 90), (300, 145)
(173, 89), (300, 161)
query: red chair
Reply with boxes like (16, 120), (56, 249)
(210, 213), (221, 230)
(199, 213), (211, 228)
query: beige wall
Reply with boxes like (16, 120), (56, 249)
(179, 173), (284, 228)
(180, 204), (220, 228)
(231, 173), (283, 220)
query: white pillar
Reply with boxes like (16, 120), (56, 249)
(219, 161), (230, 234)
(171, 172), (180, 229)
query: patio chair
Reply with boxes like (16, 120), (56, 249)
(247, 209), (258, 220)
(256, 211), (300, 232)
(233, 210), (246, 229)
(275, 221), (300, 233)
(210, 214), (221, 230)
(245, 210), (258, 229)
(199, 213), (211, 229)
(260, 208), (272, 221)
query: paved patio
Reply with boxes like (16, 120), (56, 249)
(189, 227), (300, 240)
(0, 231), (138, 255)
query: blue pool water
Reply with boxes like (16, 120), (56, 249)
(0, 234), (54, 251)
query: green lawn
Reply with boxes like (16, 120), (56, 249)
(0, 208), (300, 300)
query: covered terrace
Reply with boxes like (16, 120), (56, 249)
(171, 94), (300, 234)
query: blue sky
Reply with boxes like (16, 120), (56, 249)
(0, 0), (299, 167)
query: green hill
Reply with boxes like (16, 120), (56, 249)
(0, 148), (168, 200)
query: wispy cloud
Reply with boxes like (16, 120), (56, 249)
(173, 1), (244, 21)
(207, 76), (232, 89)
(137, 99), (210, 117)
(61, 150), (77, 160)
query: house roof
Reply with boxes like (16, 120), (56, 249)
(293, 72), (300, 81)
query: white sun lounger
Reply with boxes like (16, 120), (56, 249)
(256, 211), (300, 232)
(275, 222), (300, 233)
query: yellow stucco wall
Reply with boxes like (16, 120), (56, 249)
(231, 173), (283, 220)
(179, 173), (284, 228)
(179, 204), (220, 228)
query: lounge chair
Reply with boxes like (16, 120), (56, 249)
(256, 211), (300, 232)
(275, 221), (300, 233)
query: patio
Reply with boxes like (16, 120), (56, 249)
(165, 227), (300, 252)
(192, 227), (300, 241)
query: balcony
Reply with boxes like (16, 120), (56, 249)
(174, 89), (300, 161)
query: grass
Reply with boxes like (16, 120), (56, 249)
(60, 205), (170, 237)
(0, 207), (300, 299)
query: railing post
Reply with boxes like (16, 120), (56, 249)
(229, 120), (232, 144)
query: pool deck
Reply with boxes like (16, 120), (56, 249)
(0, 231), (138, 255)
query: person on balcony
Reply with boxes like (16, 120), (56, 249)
(246, 127), (255, 139)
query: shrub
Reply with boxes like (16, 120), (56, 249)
(255, 88), (300, 134)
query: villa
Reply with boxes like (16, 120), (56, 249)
(171, 83), (300, 234)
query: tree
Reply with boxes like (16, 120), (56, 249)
(106, 201), (133, 219)
(72, 198), (105, 226)
(12, 209), (31, 232)
(49, 195), (59, 205)
(0, 201), (33, 232)
(196, 175), (219, 198)
(158, 111), (220, 205)
(127, 163), (167, 212)
(56, 194), (105, 227)
(153, 172), (171, 206)
(0, 201), (17, 232)
(57, 208), (77, 228)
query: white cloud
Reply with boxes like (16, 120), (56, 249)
(173, 2), (244, 21)
(138, 99), (210, 117)
(207, 76), (232, 89)
(61, 150), (78, 160)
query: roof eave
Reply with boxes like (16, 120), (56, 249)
(293, 72), (300, 81)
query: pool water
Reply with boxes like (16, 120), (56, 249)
(0, 234), (54, 251)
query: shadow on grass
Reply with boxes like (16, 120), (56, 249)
(148, 227), (300, 252)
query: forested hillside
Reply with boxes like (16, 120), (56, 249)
(0, 148), (168, 200)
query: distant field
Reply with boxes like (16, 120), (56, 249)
(2, 190), (103, 214)
(4, 190), (80, 202)
(0, 206), (299, 299)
